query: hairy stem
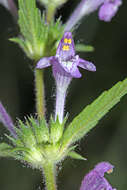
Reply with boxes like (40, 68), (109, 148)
(38, 5), (57, 190)
(43, 162), (57, 190)
(46, 4), (56, 23)
(35, 69), (45, 118)
(34, 2), (56, 118)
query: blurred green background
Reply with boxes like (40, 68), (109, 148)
(0, 0), (127, 189)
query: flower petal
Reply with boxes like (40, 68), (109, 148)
(71, 67), (82, 78)
(0, 102), (17, 138)
(78, 58), (96, 72)
(80, 171), (108, 190)
(64, 0), (105, 31)
(60, 57), (82, 78)
(56, 32), (75, 61)
(94, 162), (114, 177)
(36, 57), (52, 69)
(0, 0), (18, 20)
(99, 0), (122, 22)
(80, 162), (116, 190)
(60, 60), (75, 73)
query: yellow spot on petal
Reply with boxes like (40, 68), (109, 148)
(64, 38), (72, 44)
(64, 38), (68, 43)
(62, 45), (70, 51)
(68, 39), (72, 44)
(107, 169), (113, 174)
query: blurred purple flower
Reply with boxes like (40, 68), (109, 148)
(99, 0), (122, 22)
(65, 0), (122, 31)
(0, 0), (17, 20)
(0, 102), (17, 138)
(80, 162), (116, 190)
(36, 32), (96, 123)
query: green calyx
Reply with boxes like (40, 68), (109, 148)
(1, 78), (127, 170)
(10, 0), (64, 61)
(1, 116), (82, 170)
(49, 116), (66, 144)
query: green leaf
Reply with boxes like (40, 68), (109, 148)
(10, 0), (64, 60)
(0, 143), (31, 161)
(75, 44), (94, 52)
(11, 0), (48, 60)
(0, 143), (14, 157)
(9, 37), (30, 57)
(61, 78), (127, 149)
(68, 151), (86, 160)
(18, 0), (47, 43)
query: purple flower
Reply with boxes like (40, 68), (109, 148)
(99, 0), (122, 22)
(36, 32), (96, 123)
(65, 0), (122, 31)
(80, 162), (116, 190)
(0, 0), (9, 9)
(37, 32), (96, 79)
(0, 102), (17, 138)
(0, 0), (17, 20)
